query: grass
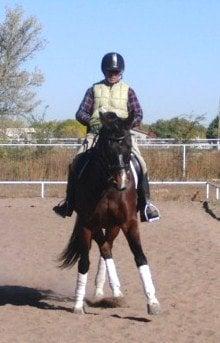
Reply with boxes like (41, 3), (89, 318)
(0, 146), (219, 182)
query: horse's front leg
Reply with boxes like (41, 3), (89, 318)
(74, 227), (92, 314)
(123, 220), (160, 315)
(94, 256), (106, 298)
(96, 227), (123, 298)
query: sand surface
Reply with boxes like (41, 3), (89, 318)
(0, 198), (219, 343)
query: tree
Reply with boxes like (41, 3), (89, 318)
(149, 115), (206, 142)
(206, 115), (220, 139)
(55, 119), (86, 138)
(32, 120), (58, 142)
(31, 119), (86, 142)
(0, 6), (46, 120)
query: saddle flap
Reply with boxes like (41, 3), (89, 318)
(130, 154), (142, 189)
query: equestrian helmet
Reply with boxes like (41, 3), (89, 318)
(101, 52), (125, 74)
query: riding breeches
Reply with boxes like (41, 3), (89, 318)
(130, 130), (147, 174)
(76, 131), (147, 174)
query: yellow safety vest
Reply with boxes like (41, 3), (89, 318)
(92, 81), (129, 119)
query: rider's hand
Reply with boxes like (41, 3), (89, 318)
(90, 124), (102, 134)
(89, 117), (102, 134)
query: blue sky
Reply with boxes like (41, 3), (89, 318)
(1, 0), (220, 125)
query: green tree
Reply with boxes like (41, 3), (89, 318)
(0, 6), (46, 120)
(55, 119), (86, 138)
(206, 115), (219, 139)
(149, 116), (206, 142)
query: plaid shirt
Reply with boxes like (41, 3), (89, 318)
(76, 80), (143, 128)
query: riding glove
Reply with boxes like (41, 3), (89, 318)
(89, 117), (102, 134)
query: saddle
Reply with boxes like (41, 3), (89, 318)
(130, 153), (142, 189)
(74, 150), (142, 186)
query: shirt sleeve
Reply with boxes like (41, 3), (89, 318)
(128, 88), (143, 128)
(75, 87), (94, 126)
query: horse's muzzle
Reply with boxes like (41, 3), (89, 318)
(115, 169), (128, 191)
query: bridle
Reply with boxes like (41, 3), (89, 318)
(96, 130), (132, 190)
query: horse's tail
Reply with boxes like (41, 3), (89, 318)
(58, 218), (82, 269)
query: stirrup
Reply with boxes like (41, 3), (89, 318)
(144, 202), (160, 223)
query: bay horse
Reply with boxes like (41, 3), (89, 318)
(59, 112), (160, 315)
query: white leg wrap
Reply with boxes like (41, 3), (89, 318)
(106, 258), (122, 297)
(138, 265), (158, 305)
(94, 256), (106, 297)
(74, 272), (88, 309)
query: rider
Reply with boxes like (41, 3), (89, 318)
(53, 52), (160, 222)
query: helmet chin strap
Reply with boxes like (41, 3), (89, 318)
(105, 73), (123, 85)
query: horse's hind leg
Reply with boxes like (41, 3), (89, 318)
(74, 227), (92, 314)
(123, 223), (160, 315)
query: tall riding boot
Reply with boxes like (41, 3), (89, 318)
(137, 173), (160, 223)
(53, 162), (75, 218)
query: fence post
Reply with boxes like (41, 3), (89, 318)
(216, 187), (219, 200)
(41, 182), (45, 198)
(182, 145), (186, 178)
(206, 183), (209, 199)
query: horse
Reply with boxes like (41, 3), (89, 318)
(59, 112), (160, 315)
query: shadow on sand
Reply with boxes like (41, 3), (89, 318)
(0, 285), (73, 313)
(0, 286), (151, 322)
(111, 314), (151, 323)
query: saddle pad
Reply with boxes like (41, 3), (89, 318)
(130, 160), (138, 189)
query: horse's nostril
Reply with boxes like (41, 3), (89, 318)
(118, 186), (126, 191)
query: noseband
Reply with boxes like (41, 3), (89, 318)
(97, 131), (131, 190)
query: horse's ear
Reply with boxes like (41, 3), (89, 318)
(123, 112), (135, 129)
(99, 112), (118, 126)
(99, 112), (105, 124)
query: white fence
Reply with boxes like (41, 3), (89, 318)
(138, 142), (219, 177)
(1, 180), (219, 200)
(0, 142), (219, 178)
(0, 142), (219, 200)
(1, 137), (220, 144)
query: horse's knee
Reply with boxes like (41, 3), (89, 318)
(134, 254), (147, 267)
(78, 255), (90, 274)
(100, 242), (112, 259)
(126, 237), (148, 267)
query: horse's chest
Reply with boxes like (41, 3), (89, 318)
(96, 193), (126, 224)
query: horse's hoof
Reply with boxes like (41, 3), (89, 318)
(73, 306), (85, 314)
(114, 293), (124, 298)
(94, 289), (104, 299)
(113, 289), (123, 298)
(147, 302), (160, 315)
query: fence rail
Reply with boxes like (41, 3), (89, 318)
(1, 180), (217, 199)
(206, 181), (220, 200)
(0, 142), (219, 178)
(1, 137), (220, 144)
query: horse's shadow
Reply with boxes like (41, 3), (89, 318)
(0, 286), (151, 322)
(0, 285), (74, 313)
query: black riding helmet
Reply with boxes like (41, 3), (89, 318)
(101, 52), (125, 74)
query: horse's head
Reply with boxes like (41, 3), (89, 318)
(97, 112), (134, 191)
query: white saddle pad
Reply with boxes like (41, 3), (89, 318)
(130, 161), (138, 189)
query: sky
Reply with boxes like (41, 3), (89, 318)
(1, 0), (220, 125)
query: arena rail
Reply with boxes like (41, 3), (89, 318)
(206, 181), (220, 201)
(0, 142), (218, 178)
(0, 180), (214, 199)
